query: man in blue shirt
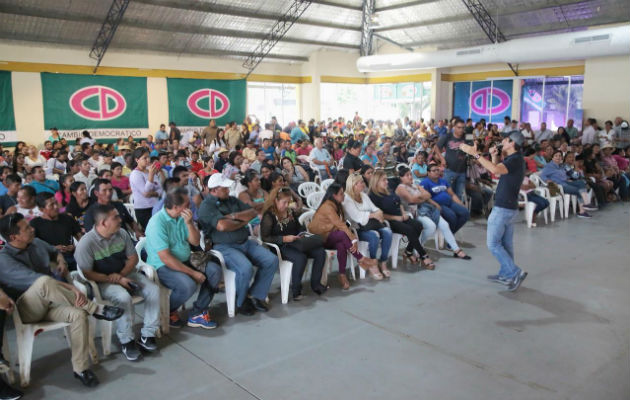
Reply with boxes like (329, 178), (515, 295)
(29, 166), (59, 194)
(0, 166), (10, 196)
(434, 120), (447, 136)
(261, 138), (276, 162)
(198, 174), (278, 316)
(310, 138), (336, 179)
(421, 166), (469, 234)
(155, 124), (168, 141)
(145, 187), (221, 329)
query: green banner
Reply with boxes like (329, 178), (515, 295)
(0, 71), (17, 142)
(167, 78), (246, 127)
(41, 73), (148, 130)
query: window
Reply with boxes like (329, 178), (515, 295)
(247, 82), (297, 127)
(453, 79), (513, 127)
(320, 82), (432, 122)
(520, 76), (583, 131)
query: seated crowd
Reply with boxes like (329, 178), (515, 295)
(0, 112), (628, 396)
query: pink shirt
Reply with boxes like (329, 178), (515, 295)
(612, 155), (628, 170)
(111, 175), (130, 191)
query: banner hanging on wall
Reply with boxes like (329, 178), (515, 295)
(0, 71), (17, 143)
(41, 73), (149, 140)
(453, 80), (513, 126)
(167, 78), (246, 127)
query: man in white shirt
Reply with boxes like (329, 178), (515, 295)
(74, 159), (97, 188)
(309, 138), (336, 179)
(580, 118), (597, 145)
(598, 120), (615, 146)
(258, 123), (274, 142)
(501, 117), (512, 133)
(534, 122), (553, 143)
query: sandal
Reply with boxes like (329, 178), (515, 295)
(358, 257), (378, 270)
(403, 250), (418, 264)
(453, 249), (471, 260)
(338, 274), (350, 290)
(421, 255), (435, 270)
(368, 265), (383, 280)
(379, 261), (391, 278)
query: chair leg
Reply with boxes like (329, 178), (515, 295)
(390, 234), (402, 269)
(101, 320), (113, 356)
(87, 317), (99, 364)
(278, 260), (292, 304)
(526, 202), (535, 227)
(16, 327), (34, 387)
(224, 270), (236, 318)
(1, 330), (15, 385)
(159, 288), (170, 335)
(549, 199), (557, 222)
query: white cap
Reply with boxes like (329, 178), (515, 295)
(207, 173), (234, 189)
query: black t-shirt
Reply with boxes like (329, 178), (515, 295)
(343, 153), (363, 172)
(83, 201), (135, 232)
(369, 191), (402, 216)
(0, 194), (17, 214)
(494, 152), (525, 210)
(437, 133), (468, 173)
(30, 214), (81, 252)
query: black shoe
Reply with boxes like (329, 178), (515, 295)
(93, 305), (125, 321)
(0, 380), (23, 400)
(73, 369), (100, 387)
(312, 285), (328, 296)
(292, 294), (305, 301)
(508, 271), (528, 292)
(238, 298), (256, 316)
(121, 340), (142, 361)
(137, 336), (157, 352)
(252, 298), (269, 312)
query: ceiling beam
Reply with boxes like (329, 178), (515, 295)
(401, 15), (628, 48)
(309, 0), (362, 11)
(0, 32), (309, 62)
(375, 0), (440, 12)
(133, 0), (362, 31)
(0, 4), (359, 50)
(372, 0), (598, 33)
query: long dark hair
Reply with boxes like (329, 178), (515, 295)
(317, 182), (343, 214)
(131, 147), (149, 169)
(58, 174), (74, 206)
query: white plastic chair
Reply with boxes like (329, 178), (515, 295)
(559, 185), (578, 217)
(9, 302), (98, 387)
(135, 237), (170, 335)
(123, 203), (137, 223)
(259, 241), (292, 304)
(207, 249), (237, 318)
(320, 178), (335, 192)
(519, 189), (549, 228)
(297, 182), (321, 199)
(306, 191), (325, 210)
(71, 268), (144, 357)
(530, 173), (564, 222)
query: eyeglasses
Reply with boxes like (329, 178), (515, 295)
(279, 187), (291, 193)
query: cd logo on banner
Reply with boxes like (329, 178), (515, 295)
(187, 89), (230, 119)
(470, 87), (511, 116)
(69, 86), (127, 121)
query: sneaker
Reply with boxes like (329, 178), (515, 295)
(187, 311), (218, 329)
(508, 271), (528, 292)
(487, 274), (512, 285)
(577, 212), (592, 219)
(121, 340), (142, 361)
(169, 311), (185, 328)
(137, 336), (157, 352)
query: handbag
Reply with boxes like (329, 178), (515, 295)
(189, 251), (212, 272)
(289, 234), (324, 252)
(359, 218), (386, 232)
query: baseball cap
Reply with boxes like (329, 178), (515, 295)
(508, 131), (525, 147)
(207, 173), (234, 189)
(621, 121), (629, 129)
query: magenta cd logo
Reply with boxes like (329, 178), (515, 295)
(69, 86), (127, 121)
(470, 87), (511, 116)
(187, 89), (230, 119)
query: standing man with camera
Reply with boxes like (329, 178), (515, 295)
(459, 131), (528, 292)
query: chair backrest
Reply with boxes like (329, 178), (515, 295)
(135, 236), (146, 257)
(529, 173), (543, 187)
(298, 182), (321, 198)
(320, 178), (335, 192)
(123, 203), (137, 222)
(396, 163), (410, 173)
(306, 191), (325, 210)
(298, 210), (316, 229)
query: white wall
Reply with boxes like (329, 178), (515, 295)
(583, 55), (630, 121)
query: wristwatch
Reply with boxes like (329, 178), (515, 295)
(474, 154), (481, 160)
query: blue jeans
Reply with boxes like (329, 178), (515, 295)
(444, 169), (467, 201)
(487, 207), (521, 280)
(440, 202), (470, 233)
(214, 239), (278, 307)
(157, 261), (222, 315)
(358, 227), (392, 261)
(527, 192), (549, 213)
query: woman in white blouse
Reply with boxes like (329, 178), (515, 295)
(342, 173), (393, 279)
(24, 145), (47, 172)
